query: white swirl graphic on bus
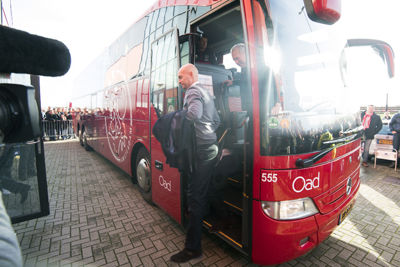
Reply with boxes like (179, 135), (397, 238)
(104, 83), (132, 162)
(159, 175), (171, 192)
(292, 172), (320, 193)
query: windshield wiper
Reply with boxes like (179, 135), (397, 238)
(341, 125), (364, 135)
(296, 133), (360, 168)
(295, 147), (335, 168)
(322, 133), (358, 145)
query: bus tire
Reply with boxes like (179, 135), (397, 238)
(136, 148), (152, 204)
(82, 130), (91, 151)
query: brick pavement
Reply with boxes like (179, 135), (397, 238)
(13, 140), (400, 266)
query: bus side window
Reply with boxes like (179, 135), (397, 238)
(150, 30), (181, 117)
(180, 40), (190, 66)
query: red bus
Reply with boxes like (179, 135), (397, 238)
(73, 0), (395, 264)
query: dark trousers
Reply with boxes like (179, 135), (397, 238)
(362, 139), (372, 162)
(393, 132), (400, 151)
(185, 144), (218, 252)
(0, 176), (28, 194)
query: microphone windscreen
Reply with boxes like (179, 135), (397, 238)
(0, 25), (71, 77)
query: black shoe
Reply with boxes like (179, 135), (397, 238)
(170, 248), (202, 263)
(20, 185), (31, 204)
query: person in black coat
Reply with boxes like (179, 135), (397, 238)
(389, 111), (400, 167)
(361, 105), (382, 167)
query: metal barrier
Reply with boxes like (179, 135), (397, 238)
(42, 120), (76, 141)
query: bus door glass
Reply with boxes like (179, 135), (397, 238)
(149, 28), (183, 223)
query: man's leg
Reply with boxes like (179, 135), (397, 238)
(393, 132), (400, 151)
(362, 139), (372, 166)
(390, 132), (400, 167)
(0, 177), (31, 204)
(185, 144), (218, 250)
(171, 144), (218, 263)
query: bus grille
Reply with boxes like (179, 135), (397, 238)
(313, 173), (356, 214)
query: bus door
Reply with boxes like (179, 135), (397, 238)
(189, 0), (252, 253)
(149, 29), (184, 223)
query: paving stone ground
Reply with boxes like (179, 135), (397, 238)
(14, 140), (400, 266)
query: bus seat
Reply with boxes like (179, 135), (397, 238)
(223, 85), (248, 146)
(195, 63), (234, 137)
(195, 63), (233, 91)
(195, 63), (248, 147)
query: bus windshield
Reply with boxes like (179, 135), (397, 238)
(257, 0), (388, 156)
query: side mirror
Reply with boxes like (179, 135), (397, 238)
(304, 0), (341, 25)
(346, 39), (395, 78)
(340, 39), (395, 88)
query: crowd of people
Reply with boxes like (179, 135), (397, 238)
(42, 106), (74, 121)
(41, 106), (76, 140)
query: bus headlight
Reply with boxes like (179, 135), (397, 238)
(261, 198), (318, 220)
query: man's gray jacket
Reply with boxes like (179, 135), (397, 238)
(184, 82), (220, 146)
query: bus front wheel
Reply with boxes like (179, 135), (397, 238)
(136, 148), (152, 204)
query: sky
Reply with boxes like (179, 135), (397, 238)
(2, 0), (400, 109)
(3, 0), (154, 108)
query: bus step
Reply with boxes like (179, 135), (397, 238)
(226, 177), (242, 188)
(203, 215), (243, 249)
(224, 186), (242, 213)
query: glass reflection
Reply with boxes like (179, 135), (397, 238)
(0, 143), (40, 217)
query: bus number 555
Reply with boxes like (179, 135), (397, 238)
(261, 172), (278, 183)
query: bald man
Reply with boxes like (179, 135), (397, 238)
(170, 64), (220, 263)
(231, 43), (247, 68)
(224, 43), (252, 112)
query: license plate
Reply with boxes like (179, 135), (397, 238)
(377, 139), (392, 145)
(338, 203), (353, 225)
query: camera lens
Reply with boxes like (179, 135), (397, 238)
(0, 87), (20, 138)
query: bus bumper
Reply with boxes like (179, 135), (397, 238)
(314, 175), (360, 243)
(251, 178), (360, 265)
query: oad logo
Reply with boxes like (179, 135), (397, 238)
(159, 176), (171, 192)
(292, 172), (320, 193)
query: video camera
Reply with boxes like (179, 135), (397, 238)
(0, 25), (71, 143)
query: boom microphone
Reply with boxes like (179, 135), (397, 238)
(0, 25), (71, 77)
